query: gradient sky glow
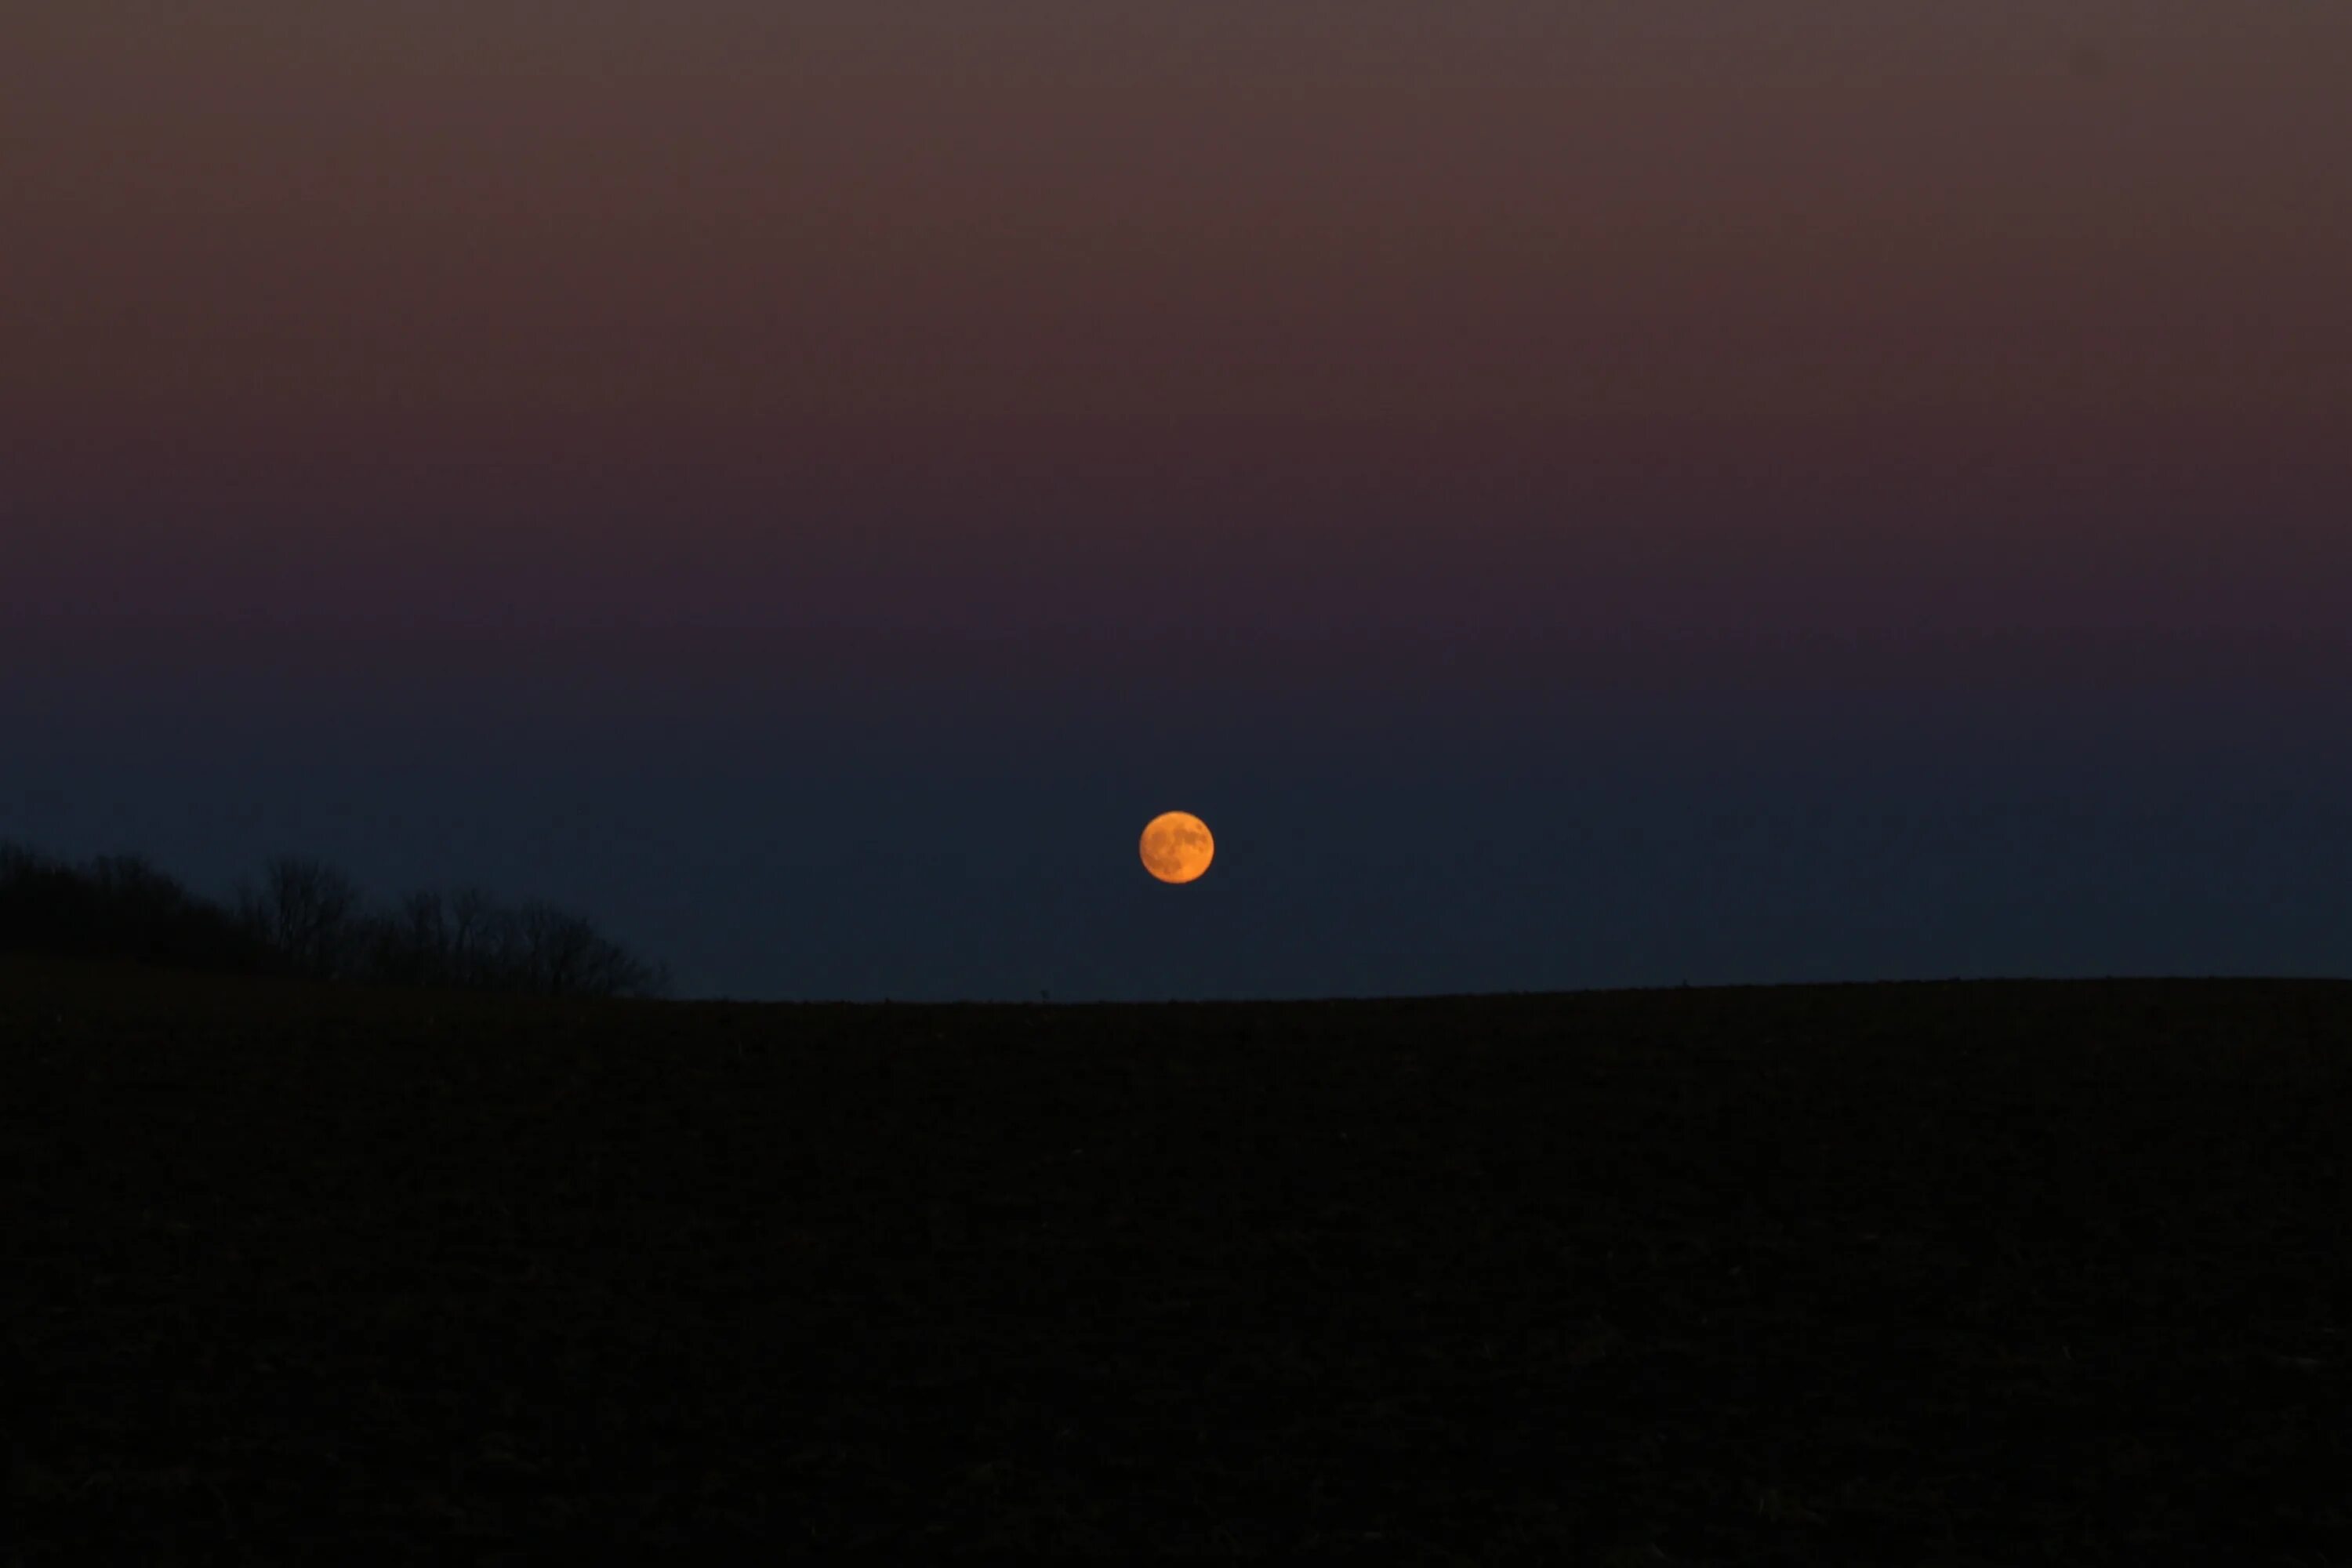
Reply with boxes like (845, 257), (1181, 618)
(5, 3), (2351, 996)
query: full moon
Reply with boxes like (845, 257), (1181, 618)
(1139, 811), (1214, 884)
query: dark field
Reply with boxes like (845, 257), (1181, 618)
(5, 960), (2350, 1562)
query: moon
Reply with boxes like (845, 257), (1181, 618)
(1139, 811), (1214, 884)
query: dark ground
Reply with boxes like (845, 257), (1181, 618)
(5, 957), (2349, 1562)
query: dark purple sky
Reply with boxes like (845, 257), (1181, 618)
(5, 3), (2350, 996)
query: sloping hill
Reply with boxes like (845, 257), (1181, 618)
(6, 958), (2349, 1561)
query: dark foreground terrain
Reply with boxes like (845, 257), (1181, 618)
(5, 960), (2349, 1562)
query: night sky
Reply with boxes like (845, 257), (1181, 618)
(6, 3), (2350, 999)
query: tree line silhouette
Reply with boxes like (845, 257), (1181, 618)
(0, 843), (670, 999)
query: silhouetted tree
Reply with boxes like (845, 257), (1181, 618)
(3, 839), (668, 999)
(1, 844), (267, 972)
(445, 887), (522, 990)
(343, 884), (667, 999)
(87, 855), (265, 970)
(354, 890), (451, 988)
(356, 887), (503, 992)
(510, 900), (665, 998)
(238, 855), (364, 979)
(0, 842), (86, 953)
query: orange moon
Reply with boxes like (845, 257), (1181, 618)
(1139, 811), (1214, 884)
